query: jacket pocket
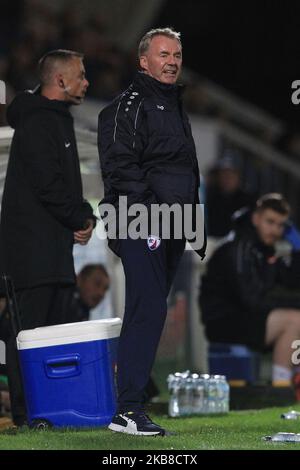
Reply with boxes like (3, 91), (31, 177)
(147, 167), (196, 205)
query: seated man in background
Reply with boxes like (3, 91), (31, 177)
(200, 193), (300, 392)
(206, 152), (256, 237)
(67, 263), (110, 322)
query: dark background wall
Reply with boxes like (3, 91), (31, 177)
(156, 0), (300, 125)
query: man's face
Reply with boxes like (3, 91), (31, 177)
(139, 35), (182, 84)
(60, 57), (89, 105)
(218, 168), (240, 193)
(78, 270), (110, 309)
(252, 209), (288, 246)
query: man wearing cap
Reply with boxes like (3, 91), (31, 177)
(206, 152), (256, 237)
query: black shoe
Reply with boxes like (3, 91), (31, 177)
(108, 411), (165, 436)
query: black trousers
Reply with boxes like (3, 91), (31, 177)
(117, 237), (186, 413)
(5, 284), (74, 424)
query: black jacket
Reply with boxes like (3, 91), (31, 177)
(200, 209), (300, 325)
(98, 72), (206, 258)
(0, 90), (94, 290)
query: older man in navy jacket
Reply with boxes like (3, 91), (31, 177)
(98, 28), (206, 436)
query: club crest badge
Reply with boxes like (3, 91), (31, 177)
(147, 235), (161, 251)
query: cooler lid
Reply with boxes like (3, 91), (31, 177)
(17, 318), (122, 350)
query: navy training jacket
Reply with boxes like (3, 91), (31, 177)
(98, 71), (206, 259)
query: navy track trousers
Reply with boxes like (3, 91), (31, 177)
(116, 236), (186, 413)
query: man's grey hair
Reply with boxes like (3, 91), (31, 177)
(138, 27), (182, 58)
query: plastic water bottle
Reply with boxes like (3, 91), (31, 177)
(174, 371), (190, 416)
(212, 375), (223, 414)
(184, 377), (194, 415)
(200, 374), (210, 414)
(221, 375), (230, 413)
(192, 375), (205, 414)
(214, 375), (230, 413)
(211, 375), (230, 414)
(264, 432), (300, 442)
(207, 376), (218, 414)
(167, 375), (181, 417)
(177, 377), (187, 416)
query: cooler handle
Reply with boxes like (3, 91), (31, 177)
(44, 354), (81, 379)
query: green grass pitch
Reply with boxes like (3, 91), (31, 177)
(1, 405), (300, 450)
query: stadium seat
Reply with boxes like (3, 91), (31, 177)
(208, 343), (261, 384)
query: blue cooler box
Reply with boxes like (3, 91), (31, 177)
(17, 318), (122, 428)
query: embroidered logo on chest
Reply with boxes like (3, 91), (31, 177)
(147, 235), (161, 251)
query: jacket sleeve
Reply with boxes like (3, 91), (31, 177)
(229, 243), (300, 315)
(98, 98), (157, 207)
(226, 240), (274, 315)
(21, 115), (94, 231)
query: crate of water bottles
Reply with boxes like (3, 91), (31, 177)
(167, 371), (230, 417)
